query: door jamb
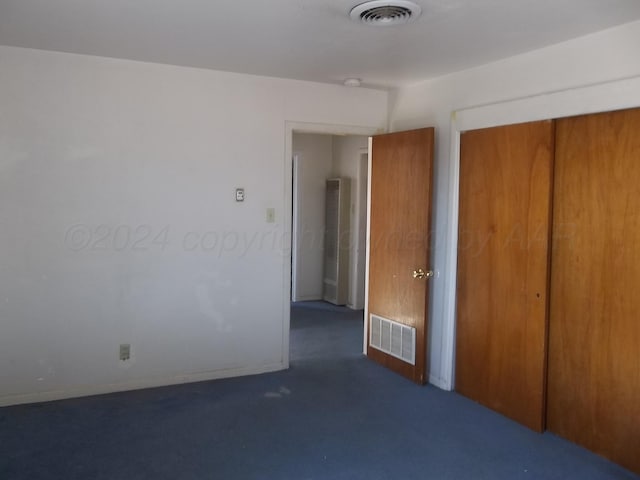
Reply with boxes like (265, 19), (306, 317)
(290, 153), (300, 302)
(348, 147), (370, 311)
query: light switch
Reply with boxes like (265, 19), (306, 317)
(235, 188), (245, 202)
(266, 208), (276, 223)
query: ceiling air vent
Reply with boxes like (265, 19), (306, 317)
(350, 1), (422, 26)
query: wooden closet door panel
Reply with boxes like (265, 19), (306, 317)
(548, 108), (640, 474)
(456, 120), (554, 432)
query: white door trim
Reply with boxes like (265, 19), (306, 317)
(290, 153), (300, 302)
(349, 148), (369, 311)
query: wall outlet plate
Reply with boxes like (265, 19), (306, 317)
(235, 188), (245, 202)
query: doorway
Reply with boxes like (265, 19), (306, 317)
(291, 133), (369, 309)
(289, 130), (370, 360)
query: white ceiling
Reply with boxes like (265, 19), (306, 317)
(1, 0), (640, 88)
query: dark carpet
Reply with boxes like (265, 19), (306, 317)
(1, 301), (638, 479)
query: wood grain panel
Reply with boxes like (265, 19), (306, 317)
(368, 128), (434, 384)
(456, 120), (554, 432)
(548, 108), (640, 474)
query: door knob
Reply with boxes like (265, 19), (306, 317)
(412, 268), (434, 279)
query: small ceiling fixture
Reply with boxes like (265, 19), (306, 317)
(343, 78), (362, 87)
(350, 0), (422, 26)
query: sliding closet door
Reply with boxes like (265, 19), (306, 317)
(548, 108), (640, 474)
(456, 120), (554, 432)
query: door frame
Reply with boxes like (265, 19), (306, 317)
(349, 148), (370, 311)
(291, 153), (299, 302)
(442, 76), (640, 391)
(283, 122), (382, 367)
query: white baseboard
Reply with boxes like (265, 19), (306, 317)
(0, 362), (286, 408)
(429, 374), (452, 391)
(292, 295), (323, 302)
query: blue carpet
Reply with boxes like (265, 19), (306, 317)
(1, 302), (638, 479)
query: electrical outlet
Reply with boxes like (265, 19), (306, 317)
(119, 343), (131, 361)
(266, 208), (275, 223)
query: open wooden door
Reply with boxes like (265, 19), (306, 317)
(456, 120), (554, 432)
(367, 128), (434, 384)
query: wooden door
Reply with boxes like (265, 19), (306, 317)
(367, 128), (434, 384)
(456, 120), (554, 432)
(548, 108), (640, 474)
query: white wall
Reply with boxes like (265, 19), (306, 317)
(0, 46), (388, 406)
(332, 135), (368, 310)
(389, 20), (640, 390)
(291, 134), (333, 302)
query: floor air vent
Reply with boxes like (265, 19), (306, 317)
(369, 314), (416, 365)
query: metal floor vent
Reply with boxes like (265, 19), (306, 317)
(369, 314), (416, 365)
